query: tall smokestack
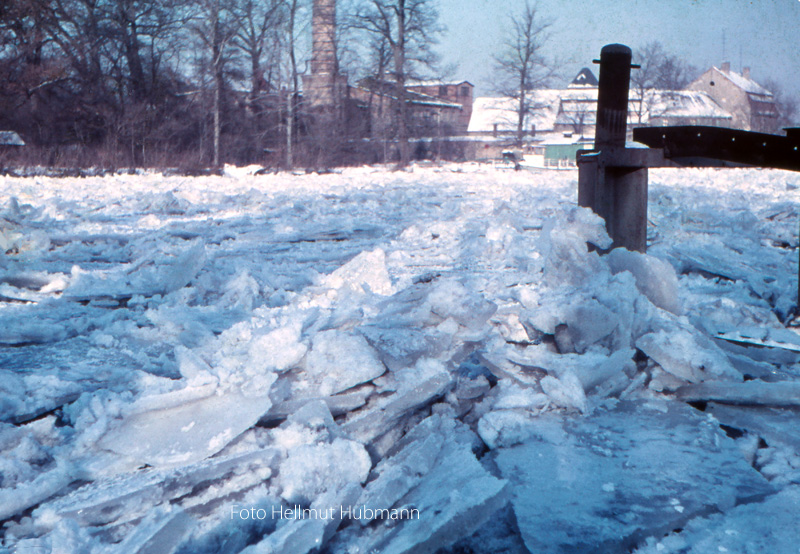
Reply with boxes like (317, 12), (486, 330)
(303, 0), (347, 122)
(311, 0), (338, 76)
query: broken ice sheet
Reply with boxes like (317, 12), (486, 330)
(302, 329), (385, 396)
(328, 415), (508, 554)
(354, 430), (443, 526)
(342, 358), (451, 443)
(478, 409), (543, 450)
(0, 299), (103, 346)
(103, 505), (194, 554)
(367, 436), (508, 554)
(668, 237), (789, 304)
(0, 459), (73, 522)
(636, 325), (741, 383)
(494, 400), (773, 554)
(359, 325), (450, 371)
(98, 384), (274, 468)
(0, 337), (142, 424)
(64, 240), (206, 300)
(634, 486), (800, 554)
(241, 484), (361, 554)
(707, 403), (800, 454)
(606, 248), (683, 315)
(318, 248), (393, 296)
(31, 448), (278, 530)
(277, 438), (371, 505)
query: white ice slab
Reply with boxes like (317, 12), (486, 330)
(368, 435), (508, 554)
(494, 400), (773, 554)
(241, 484), (361, 554)
(634, 486), (800, 554)
(304, 330), (386, 396)
(98, 388), (273, 468)
(637, 327), (741, 383)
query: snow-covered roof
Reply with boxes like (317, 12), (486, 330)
(471, 88), (733, 133)
(351, 84), (463, 109)
(715, 67), (773, 96)
(469, 90), (597, 133)
(0, 130), (24, 146)
(644, 90), (731, 120)
(536, 131), (593, 145)
(406, 90), (464, 109)
(407, 80), (474, 88)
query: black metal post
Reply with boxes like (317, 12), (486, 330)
(595, 44), (633, 150)
(578, 43), (648, 253)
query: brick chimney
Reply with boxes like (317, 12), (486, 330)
(721, 62), (731, 73)
(742, 67), (751, 79)
(310, 0), (337, 76)
(304, 0), (348, 110)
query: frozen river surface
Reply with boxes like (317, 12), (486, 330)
(1, 163), (800, 553)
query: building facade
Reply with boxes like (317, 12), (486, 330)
(300, 0), (472, 160)
(688, 62), (779, 132)
(405, 81), (474, 132)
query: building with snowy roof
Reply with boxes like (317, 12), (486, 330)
(637, 90), (732, 128)
(688, 62), (778, 132)
(467, 66), (740, 167)
(469, 70), (732, 140)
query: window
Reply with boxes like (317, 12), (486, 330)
(438, 86), (448, 97)
(460, 86), (470, 97)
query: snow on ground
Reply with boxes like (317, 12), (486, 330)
(1, 163), (800, 553)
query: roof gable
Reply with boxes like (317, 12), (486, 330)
(568, 68), (598, 88)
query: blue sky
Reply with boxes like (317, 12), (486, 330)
(435, 0), (800, 97)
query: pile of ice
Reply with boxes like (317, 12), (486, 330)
(1, 164), (800, 553)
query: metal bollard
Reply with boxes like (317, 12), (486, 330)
(595, 44), (634, 150)
(578, 43), (648, 253)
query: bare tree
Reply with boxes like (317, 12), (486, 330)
(630, 42), (663, 123)
(561, 97), (592, 138)
(763, 79), (799, 133)
(231, 0), (283, 101)
(282, 0), (308, 167)
(493, 0), (555, 146)
(0, 0), (294, 166)
(350, 0), (442, 166)
(655, 55), (696, 90)
(631, 41), (698, 123)
(190, 0), (238, 167)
